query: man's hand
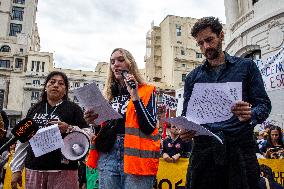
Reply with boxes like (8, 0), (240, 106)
(231, 101), (252, 122)
(179, 130), (196, 142)
(11, 171), (22, 189)
(162, 153), (174, 163)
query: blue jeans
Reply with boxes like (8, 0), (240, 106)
(98, 135), (155, 189)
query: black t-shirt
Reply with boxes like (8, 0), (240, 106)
(162, 136), (186, 157)
(24, 100), (88, 170)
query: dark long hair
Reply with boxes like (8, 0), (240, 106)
(267, 125), (284, 146)
(40, 71), (69, 102)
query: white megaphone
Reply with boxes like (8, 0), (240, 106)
(61, 131), (90, 161)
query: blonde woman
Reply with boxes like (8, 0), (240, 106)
(84, 48), (160, 189)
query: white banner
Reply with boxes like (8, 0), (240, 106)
(255, 46), (284, 92)
(162, 94), (178, 110)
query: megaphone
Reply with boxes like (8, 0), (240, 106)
(61, 131), (90, 161)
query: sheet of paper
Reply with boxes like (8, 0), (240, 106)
(186, 83), (241, 124)
(72, 82), (122, 125)
(227, 82), (242, 101)
(29, 124), (64, 157)
(163, 116), (222, 143)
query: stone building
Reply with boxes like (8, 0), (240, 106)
(144, 15), (204, 92)
(0, 0), (107, 131)
(224, 0), (284, 127)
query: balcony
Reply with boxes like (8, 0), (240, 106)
(23, 83), (43, 90)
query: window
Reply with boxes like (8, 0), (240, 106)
(181, 49), (185, 55)
(0, 45), (11, 52)
(32, 80), (40, 85)
(20, 48), (23, 53)
(31, 61), (35, 71)
(31, 91), (39, 100)
(12, 6), (24, 21)
(36, 61), (40, 72)
(176, 25), (181, 36)
(13, 0), (25, 4)
(42, 62), (45, 72)
(182, 74), (186, 82)
(9, 23), (22, 36)
(15, 58), (23, 68)
(74, 82), (80, 88)
(10, 118), (17, 128)
(244, 50), (261, 60)
(0, 60), (10, 68)
(196, 52), (202, 58)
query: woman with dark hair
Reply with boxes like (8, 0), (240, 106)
(260, 125), (284, 159)
(10, 71), (89, 189)
(84, 48), (159, 189)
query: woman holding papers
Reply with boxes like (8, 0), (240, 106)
(84, 48), (159, 189)
(10, 71), (89, 189)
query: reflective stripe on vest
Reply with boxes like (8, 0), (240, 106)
(125, 127), (160, 141)
(124, 147), (160, 159)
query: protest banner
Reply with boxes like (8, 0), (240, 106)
(255, 46), (284, 91)
(154, 158), (284, 188)
(154, 158), (189, 189)
(258, 159), (284, 186)
(162, 94), (178, 110)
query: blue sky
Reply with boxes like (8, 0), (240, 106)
(36, 0), (226, 70)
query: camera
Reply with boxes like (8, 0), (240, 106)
(269, 147), (283, 153)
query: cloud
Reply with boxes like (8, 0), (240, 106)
(36, 0), (226, 70)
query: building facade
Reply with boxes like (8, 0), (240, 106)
(224, 0), (284, 127)
(0, 0), (107, 131)
(144, 15), (204, 91)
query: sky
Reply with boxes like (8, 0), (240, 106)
(36, 0), (226, 71)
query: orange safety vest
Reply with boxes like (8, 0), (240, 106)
(124, 84), (160, 175)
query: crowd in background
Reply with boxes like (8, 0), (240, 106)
(255, 124), (284, 159)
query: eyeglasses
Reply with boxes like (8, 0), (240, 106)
(110, 56), (125, 65)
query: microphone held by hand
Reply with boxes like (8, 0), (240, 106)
(121, 70), (136, 89)
(0, 118), (38, 154)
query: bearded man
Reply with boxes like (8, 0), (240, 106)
(180, 17), (271, 189)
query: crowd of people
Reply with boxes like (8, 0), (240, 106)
(256, 125), (284, 159)
(0, 16), (282, 189)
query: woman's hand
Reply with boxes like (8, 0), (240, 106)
(123, 73), (139, 101)
(163, 153), (174, 163)
(84, 109), (98, 125)
(49, 120), (71, 133)
(11, 171), (22, 189)
(172, 153), (181, 162)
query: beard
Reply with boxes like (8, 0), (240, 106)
(204, 40), (222, 60)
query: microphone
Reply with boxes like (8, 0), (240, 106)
(121, 70), (136, 89)
(0, 118), (39, 154)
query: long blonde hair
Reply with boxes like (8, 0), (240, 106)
(104, 48), (144, 101)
